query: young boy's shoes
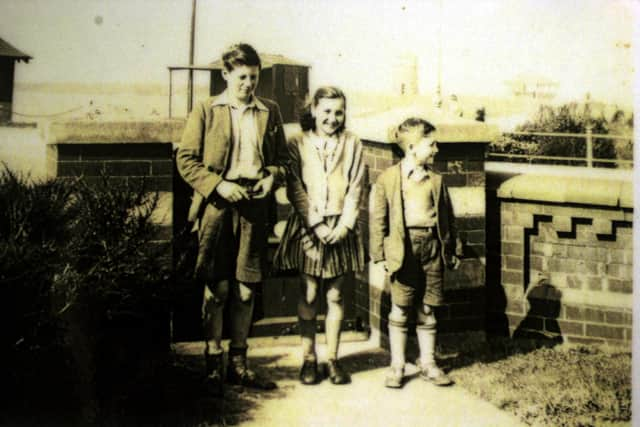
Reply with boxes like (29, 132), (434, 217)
(419, 362), (453, 386)
(326, 359), (350, 385)
(299, 359), (319, 385)
(384, 366), (404, 389)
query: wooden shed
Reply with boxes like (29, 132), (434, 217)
(0, 38), (31, 123)
(168, 53), (310, 123)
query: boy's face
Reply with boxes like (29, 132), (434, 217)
(312, 97), (345, 137)
(222, 65), (260, 103)
(405, 129), (438, 165)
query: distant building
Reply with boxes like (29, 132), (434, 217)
(0, 38), (31, 122)
(169, 53), (309, 123)
(505, 74), (558, 101)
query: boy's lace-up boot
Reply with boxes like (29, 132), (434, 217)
(226, 347), (277, 390)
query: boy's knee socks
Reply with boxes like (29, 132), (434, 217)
(416, 306), (437, 366)
(388, 323), (408, 368)
(416, 304), (436, 330)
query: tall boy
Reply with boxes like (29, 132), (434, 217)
(177, 43), (287, 394)
(370, 117), (462, 388)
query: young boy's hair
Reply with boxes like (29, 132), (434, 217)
(393, 117), (436, 152)
(222, 43), (262, 71)
(300, 86), (347, 133)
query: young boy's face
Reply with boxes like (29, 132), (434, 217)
(312, 97), (345, 137)
(405, 129), (438, 165)
(222, 65), (260, 103)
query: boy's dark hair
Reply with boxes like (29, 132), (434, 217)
(393, 117), (436, 152)
(300, 86), (347, 133)
(222, 43), (262, 71)
(396, 117), (436, 138)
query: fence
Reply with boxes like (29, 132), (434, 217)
(488, 129), (633, 168)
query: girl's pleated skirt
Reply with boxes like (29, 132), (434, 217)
(273, 214), (365, 279)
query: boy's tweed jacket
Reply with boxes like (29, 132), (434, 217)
(370, 163), (462, 274)
(176, 94), (288, 224)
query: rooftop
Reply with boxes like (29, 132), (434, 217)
(0, 37), (32, 62)
(169, 53), (309, 71)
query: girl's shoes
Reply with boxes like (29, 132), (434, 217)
(299, 359), (319, 385)
(326, 359), (350, 385)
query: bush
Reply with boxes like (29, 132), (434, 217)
(515, 103), (617, 166)
(0, 166), (78, 414)
(0, 166), (172, 421)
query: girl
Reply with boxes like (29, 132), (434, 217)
(274, 86), (365, 385)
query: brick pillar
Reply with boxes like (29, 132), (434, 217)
(496, 174), (633, 347)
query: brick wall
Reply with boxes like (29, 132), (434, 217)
(493, 174), (633, 346)
(358, 139), (489, 345)
(46, 120), (183, 245)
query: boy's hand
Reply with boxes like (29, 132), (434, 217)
(250, 174), (275, 199)
(325, 224), (349, 245)
(450, 255), (461, 270)
(216, 180), (250, 202)
(313, 223), (331, 243)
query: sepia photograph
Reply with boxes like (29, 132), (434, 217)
(0, 0), (636, 425)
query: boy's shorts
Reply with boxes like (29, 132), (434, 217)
(391, 227), (444, 307)
(195, 188), (269, 284)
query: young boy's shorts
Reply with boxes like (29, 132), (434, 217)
(391, 227), (444, 307)
(195, 180), (269, 285)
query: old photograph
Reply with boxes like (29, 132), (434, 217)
(0, 0), (635, 425)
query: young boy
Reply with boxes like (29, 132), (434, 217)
(370, 117), (462, 388)
(177, 43), (287, 395)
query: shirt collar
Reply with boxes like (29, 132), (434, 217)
(211, 90), (268, 111)
(401, 157), (431, 181)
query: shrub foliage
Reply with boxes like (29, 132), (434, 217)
(0, 166), (171, 418)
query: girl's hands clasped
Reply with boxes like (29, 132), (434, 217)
(325, 223), (348, 244)
(313, 223), (332, 243)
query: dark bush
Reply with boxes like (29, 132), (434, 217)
(0, 166), (78, 416)
(0, 166), (172, 422)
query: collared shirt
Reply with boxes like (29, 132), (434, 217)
(212, 90), (268, 180)
(400, 157), (437, 228)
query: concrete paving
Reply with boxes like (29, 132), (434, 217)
(175, 338), (526, 427)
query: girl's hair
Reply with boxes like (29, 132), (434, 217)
(222, 43), (262, 71)
(394, 117), (436, 145)
(300, 86), (347, 133)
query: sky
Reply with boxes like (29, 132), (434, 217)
(1, 0), (636, 106)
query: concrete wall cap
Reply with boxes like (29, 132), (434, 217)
(349, 104), (498, 144)
(498, 174), (633, 208)
(47, 119), (185, 145)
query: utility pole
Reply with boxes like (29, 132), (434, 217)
(434, 0), (443, 108)
(584, 92), (593, 168)
(187, 0), (197, 113)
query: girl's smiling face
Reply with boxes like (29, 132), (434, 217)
(312, 97), (346, 137)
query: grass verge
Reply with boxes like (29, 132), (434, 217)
(444, 338), (631, 427)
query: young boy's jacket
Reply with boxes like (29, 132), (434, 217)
(370, 164), (462, 273)
(176, 94), (288, 223)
